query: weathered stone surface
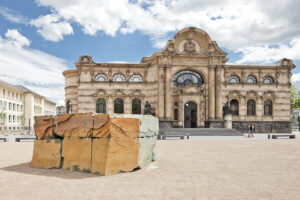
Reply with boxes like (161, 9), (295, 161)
(138, 136), (157, 168)
(30, 139), (62, 168)
(93, 117), (140, 138)
(34, 116), (53, 140)
(54, 113), (105, 138)
(62, 137), (92, 172)
(105, 137), (140, 175)
(32, 113), (158, 176)
(110, 114), (159, 137)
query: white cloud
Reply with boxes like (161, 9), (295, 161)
(4, 29), (31, 48)
(0, 29), (68, 105)
(34, 0), (300, 51)
(235, 38), (300, 64)
(0, 7), (28, 24)
(292, 73), (300, 91)
(30, 14), (73, 42)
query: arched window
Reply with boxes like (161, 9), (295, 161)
(66, 101), (72, 114)
(129, 74), (143, 82)
(132, 98), (141, 114)
(112, 74), (125, 82)
(264, 99), (272, 116)
(262, 76), (274, 84)
(230, 99), (239, 115)
(114, 98), (124, 113)
(228, 75), (240, 84)
(173, 70), (203, 86)
(247, 99), (256, 116)
(96, 98), (106, 113)
(94, 73), (108, 82)
(245, 75), (257, 84)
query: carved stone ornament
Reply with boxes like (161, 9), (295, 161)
(167, 43), (175, 54)
(208, 43), (216, 54)
(184, 40), (196, 54)
(77, 55), (94, 64)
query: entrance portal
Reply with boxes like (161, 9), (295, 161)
(184, 102), (197, 128)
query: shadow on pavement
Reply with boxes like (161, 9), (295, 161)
(0, 162), (99, 179)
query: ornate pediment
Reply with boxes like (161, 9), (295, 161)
(128, 89), (145, 97)
(76, 55), (94, 64)
(110, 89), (127, 98)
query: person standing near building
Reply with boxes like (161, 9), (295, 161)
(251, 124), (255, 138)
(248, 124), (251, 138)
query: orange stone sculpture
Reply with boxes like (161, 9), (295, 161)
(31, 113), (158, 176)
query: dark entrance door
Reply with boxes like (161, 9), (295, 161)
(184, 102), (197, 128)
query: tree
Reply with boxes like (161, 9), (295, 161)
(291, 85), (300, 112)
(0, 108), (6, 124)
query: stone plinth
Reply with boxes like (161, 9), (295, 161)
(224, 114), (232, 129)
(31, 113), (158, 176)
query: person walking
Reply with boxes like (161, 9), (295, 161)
(251, 124), (255, 138)
(248, 124), (251, 138)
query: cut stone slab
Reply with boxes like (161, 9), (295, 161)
(34, 116), (54, 140)
(110, 114), (159, 137)
(62, 137), (92, 172)
(138, 136), (157, 168)
(92, 137), (140, 175)
(93, 117), (140, 138)
(30, 139), (62, 169)
(54, 113), (107, 138)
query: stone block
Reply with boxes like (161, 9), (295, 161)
(62, 137), (92, 172)
(92, 136), (140, 175)
(30, 139), (62, 169)
(34, 116), (53, 140)
(138, 136), (157, 168)
(110, 114), (159, 137)
(54, 113), (107, 138)
(93, 117), (140, 138)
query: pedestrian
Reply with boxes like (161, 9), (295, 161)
(248, 124), (251, 138)
(251, 124), (255, 138)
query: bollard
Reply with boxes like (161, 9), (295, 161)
(186, 134), (189, 140)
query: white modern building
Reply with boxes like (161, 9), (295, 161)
(0, 80), (56, 134)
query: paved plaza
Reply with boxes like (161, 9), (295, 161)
(0, 139), (300, 200)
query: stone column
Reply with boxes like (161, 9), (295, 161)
(165, 66), (171, 118)
(208, 66), (216, 119)
(215, 66), (222, 119)
(157, 65), (165, 118)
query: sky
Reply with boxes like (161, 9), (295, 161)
(0, 0), (300, 106)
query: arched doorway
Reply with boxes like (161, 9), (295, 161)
(184, 102), (197, 128)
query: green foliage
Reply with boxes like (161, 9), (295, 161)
(0, 108), (6, 124)
(291, 85), (300, 112)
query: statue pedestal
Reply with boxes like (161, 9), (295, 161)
(224, 114), (232, 129)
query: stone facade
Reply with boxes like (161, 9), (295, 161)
(63, 27), (295, 133)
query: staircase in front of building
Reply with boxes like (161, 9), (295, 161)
(161, 128), (243, 136)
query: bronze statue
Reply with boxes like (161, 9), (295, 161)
(144, 101), (152, 115)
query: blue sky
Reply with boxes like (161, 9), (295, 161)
(0, 0), (300, 105)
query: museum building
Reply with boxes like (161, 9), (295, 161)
(63, 27), (295, 133)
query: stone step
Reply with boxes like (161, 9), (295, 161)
(162, 128), (243, 136)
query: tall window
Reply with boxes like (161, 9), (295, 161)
(66, 101), (72, 114)
(112, 74), (125, 82)
(114, 98), (124, 113)
(129, 75), (143, 82)
(173, 70), (203, 86)
(95, 73), (108, 82)
(245, 75), (257, 84)
(247, 99), (256, 116)
(96, 98), (106, 113)
(174, 109), (178, 120)
(228, 75), (240, 83)
(264, 99), (272, 116)
(262, 76), (274, 84)
(132, 98), (141, 114)
(230, 99), (239, 115)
